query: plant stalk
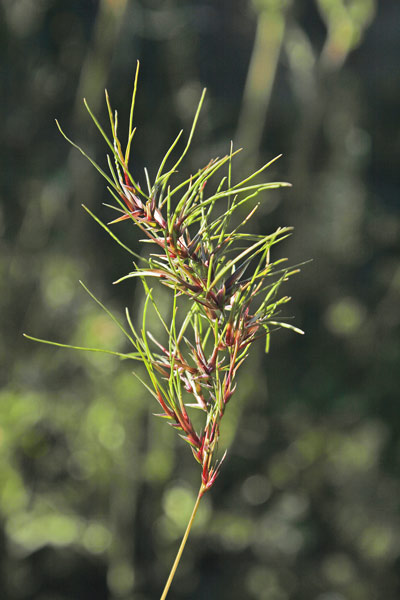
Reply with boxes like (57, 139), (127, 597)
(160, 484), (205, 600)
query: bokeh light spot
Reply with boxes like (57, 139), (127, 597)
(241, 474), (271, 505)
(107, 561), (135, 596)
(83, 522), (112, 555)
(324, 297), (366, 336)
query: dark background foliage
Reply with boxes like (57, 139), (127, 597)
(2, 0), (400, 599)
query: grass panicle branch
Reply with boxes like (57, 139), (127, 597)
(25, 61), (302, 599)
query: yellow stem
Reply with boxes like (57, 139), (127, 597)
(160, 484), (204, 600)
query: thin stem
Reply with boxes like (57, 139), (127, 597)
(160, 484), (205, 600)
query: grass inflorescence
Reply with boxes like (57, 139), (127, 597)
(25, 61), (302, 599)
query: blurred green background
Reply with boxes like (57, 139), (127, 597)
(2, 0), (400, 599)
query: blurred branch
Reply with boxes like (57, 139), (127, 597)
(236, 0), (288, 171)
(285, 0), (376, 214)
(68, 0), (130, 244)
(317, 0), (377, 71)
(73, 0), (129, 124)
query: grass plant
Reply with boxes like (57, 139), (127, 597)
(24, 61), (303, 598)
